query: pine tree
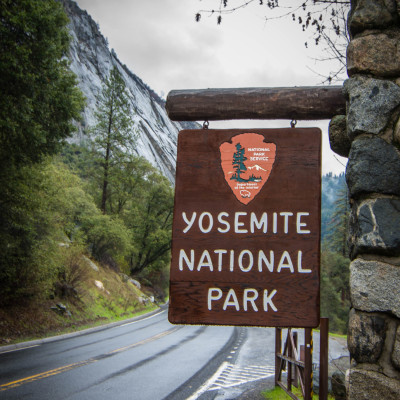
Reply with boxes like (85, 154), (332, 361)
(326, 185), (349, 257)
(231, 143), (247, 181)
(0, 0), (84, 170)
(90, 66), (137, 214)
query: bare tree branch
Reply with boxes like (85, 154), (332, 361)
(195, 0), (350, 82)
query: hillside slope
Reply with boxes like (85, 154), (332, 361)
(0, 257), (158, 345)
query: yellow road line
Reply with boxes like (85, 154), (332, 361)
(108, 329), (175, 355)
(1, 359), (97, 390)
(0, 326), (180, 392)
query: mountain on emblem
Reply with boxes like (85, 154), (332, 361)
(219, 133), (276, 205)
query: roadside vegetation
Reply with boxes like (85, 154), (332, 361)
(320, 174), (350, 334)
(263, 386), (335, 399)
(0, 0), (171, 344)
(0, 146), (172, 345)
(0, 257), (158, 344)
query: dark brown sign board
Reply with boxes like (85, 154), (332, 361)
(168, 128), (321, 328)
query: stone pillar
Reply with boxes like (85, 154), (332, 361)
(329, 1), (400, 399)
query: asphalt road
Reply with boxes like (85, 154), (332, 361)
(0, 308), (240, 400)
(0, 308), (348, 400)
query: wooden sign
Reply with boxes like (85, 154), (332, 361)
(168, 128), (321, 327)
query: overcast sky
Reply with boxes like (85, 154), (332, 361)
(75, 0), (348, 175)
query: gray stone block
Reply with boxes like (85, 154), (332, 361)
(349, 198), (400, 258)
(346, 136), (400, 198)
(350, 259), (400, 318)
(344, 77), (400, 139)
(347, 368), (400, 399)
(392, 325), (400, 370)
(348, 0), (398, 35)
(329, 115), (351, 158)
(348, 308), (386, 363)
(347, 29), (400, 77)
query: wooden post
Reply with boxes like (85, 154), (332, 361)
(319, 318), (329, 400)
(275, 328), (282, 386)
(166, 86), (345, 121)
(293, 332), (298, 388)
(304, 328), (313, 400)
(288, 329), (293, 392)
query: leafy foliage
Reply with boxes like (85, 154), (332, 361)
(60, 141), (174, 285)
(0, 163), (60, 304)
(0, 0), (84, 170)
(82, 213), (131, 267)
(125, 168), (174, 275)
(320, 248), (350, 333)
(55, 243), (89, 299)
(0, 0), (85, 304)
(0, 160), (98, 304)
(0, 149), (173, 304)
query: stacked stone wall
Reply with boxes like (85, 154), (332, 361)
(329, 1), (400, 398)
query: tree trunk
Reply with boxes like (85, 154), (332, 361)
(101, 113), (113, 214)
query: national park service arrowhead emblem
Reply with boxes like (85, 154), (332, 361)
(220, 133), (276, 205)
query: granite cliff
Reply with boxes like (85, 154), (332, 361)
(62, 0), (197, 183)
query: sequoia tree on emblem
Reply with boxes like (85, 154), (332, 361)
(220, 133), (276, 205)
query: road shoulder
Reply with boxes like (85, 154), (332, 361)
(0, 305), (165, 354)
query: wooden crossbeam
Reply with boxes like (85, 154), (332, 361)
(166, 86), (345, 121)
(276, 353), (305, 369)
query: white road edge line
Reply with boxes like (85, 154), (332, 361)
(0, 308), (167, 354)
(185, 361), (229, 400)
(0, 345), (40, 355)
(116, 309), (167, 328)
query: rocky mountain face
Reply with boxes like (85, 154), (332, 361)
(62, 0), (197, 183)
